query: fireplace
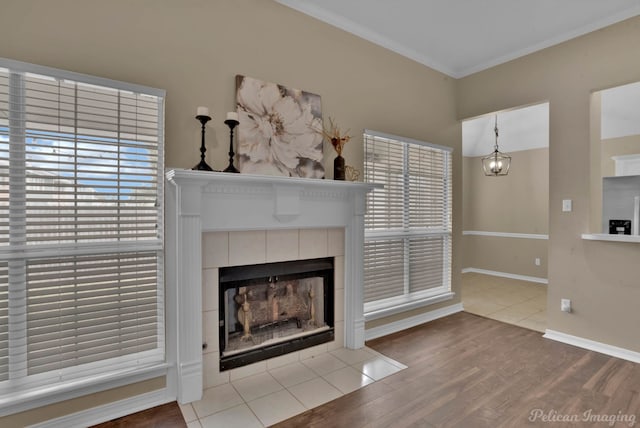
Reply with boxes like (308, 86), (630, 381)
(218, 257), (334, 371)
(165, 169), (379, 403)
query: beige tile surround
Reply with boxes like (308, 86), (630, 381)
(200, 228), (346, 389)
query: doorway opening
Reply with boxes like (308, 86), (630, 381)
(460, 102), (549, 332)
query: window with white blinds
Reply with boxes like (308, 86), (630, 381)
(364, 130), (452, 317)
(0, 58), (165, 402)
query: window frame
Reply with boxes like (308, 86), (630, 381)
(363, 129), (454, 321)
(0, 57), (167, 416)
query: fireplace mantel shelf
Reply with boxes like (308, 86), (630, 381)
(165, 168), (380, 403)
(166, 169), (381, 191)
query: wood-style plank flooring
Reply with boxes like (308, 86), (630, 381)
(275, 312), (640, 427)
(91, 402), (186, 428)
(94, 312), (639, 427)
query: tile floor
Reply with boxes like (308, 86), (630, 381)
(461, 272), (547, 332)
(179, 347), (407, 427)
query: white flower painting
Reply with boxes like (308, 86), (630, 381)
(236, 75), (324, 178)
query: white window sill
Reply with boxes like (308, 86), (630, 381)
(364, 291), (455, 322)
(0, 362), (169, 417)
(581, 233), (640, 243)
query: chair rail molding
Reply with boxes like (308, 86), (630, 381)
(463, 230), (549, 240)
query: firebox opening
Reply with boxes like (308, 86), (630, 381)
(218, 257), (335, 371)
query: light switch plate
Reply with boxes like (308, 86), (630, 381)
(562, 199), (572, 212)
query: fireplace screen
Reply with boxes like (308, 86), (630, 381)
(218, 258), (334, 371)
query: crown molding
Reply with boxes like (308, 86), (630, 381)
(274, 0), (456, 77)
(275, 1), (640, 78)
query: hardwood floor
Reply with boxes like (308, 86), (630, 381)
(93, 312), (638, 427)
(90, 402), (186, 428)
(274, 312), (640, 427)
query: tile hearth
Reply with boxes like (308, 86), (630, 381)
(180, 347), (406, 428)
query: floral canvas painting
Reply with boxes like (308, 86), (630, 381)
(236, 75), (325, 178)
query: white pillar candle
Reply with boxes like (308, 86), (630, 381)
(196, 106), (209, 117)
(226, 111), (239, 122)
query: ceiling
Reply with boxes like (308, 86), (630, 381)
(601, 81), (640, 140)
(276, 0), (640, 78)
(462, 103), (549, 157)
(462, 81), (640, 157)
(276, 0), (640, 152)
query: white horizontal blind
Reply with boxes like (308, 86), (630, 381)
(0, 262), (7, 382)
(9, 72), (160, 246)
(364, 136), (404, 230)
(0, 69), (9, 246)
(408, 236), (448, 293)
(363, 239), (405, 302)
(0, 58), (164, 392)
(364, 131), (452, 307)
(0, 67), (6, 381)
(407, 144), (450, 229)
(26, 252), (159, 375)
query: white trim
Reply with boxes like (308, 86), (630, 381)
(462, 267), (548, 284)
(274, 1), (456, 77)
(165, 169), (378, 402)
(543, 330), (640, 364)
(0, 240), (163, 260)
(364, 291), (455, 321)
(364, 129), (453, 153)
(463, 230), (548, 240)
(0, 56), (165, 97)
(460, 5), (640, 77)
(166, 168), (381, 192)
(366, 229), (449, 240)
(365, 303), (463, 341)
(275, 2), (640, 78)
(581, 233), (640, 243)
(26, 387), (173, 428)
(0, 363), (169, 417)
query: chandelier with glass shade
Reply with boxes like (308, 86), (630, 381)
(481, 115), (511, 176)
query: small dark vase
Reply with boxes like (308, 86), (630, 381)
(334, 154), (345, 180)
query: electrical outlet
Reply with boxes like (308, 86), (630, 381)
(561, 299), (572, 313)
(535, 258), (541, 266)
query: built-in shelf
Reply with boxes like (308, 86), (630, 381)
(581, 233), (640, 243)
(612, 154), (640, 176)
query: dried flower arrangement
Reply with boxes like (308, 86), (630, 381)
(317, 117), (351, 156)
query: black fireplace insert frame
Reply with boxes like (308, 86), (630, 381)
(218, 257), (335, 371)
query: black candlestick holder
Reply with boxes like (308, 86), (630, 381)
(223, 119), (240, 173)
(193, 114), (215, 171)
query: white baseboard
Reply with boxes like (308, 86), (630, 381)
(27, 388), (174, 428)
(462, 267), (548, 284)
(463, 230), (548, 240)
(544, 329), (640, 364)
(365, 303), (464, 341)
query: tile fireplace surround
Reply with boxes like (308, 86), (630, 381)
(165, 170), (379, 404)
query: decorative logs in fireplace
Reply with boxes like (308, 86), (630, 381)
(218, 257), (335, 371)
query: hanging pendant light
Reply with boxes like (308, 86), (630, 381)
(481, 115), (511, 176)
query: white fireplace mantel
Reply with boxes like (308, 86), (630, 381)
(165, 169), (380, 403)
